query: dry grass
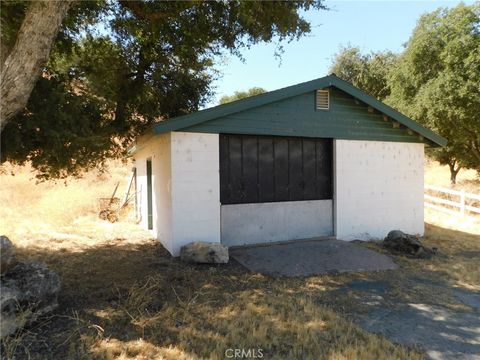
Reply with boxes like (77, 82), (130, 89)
(423, 159), (480, 290)
(0, 161), (129, 227)
(70, 268), (422, 360)
(1, 324), (35, 360)
(0, 160), (148, 253)
(424, 158), (479, 192)
(357, 223), (479, 313)
(1, 160), (479, 359)
(422, 223), (480, 291)
(1, 241), (423, 359)
(96, 270), (420, 360)
(424, 158), (480, 232)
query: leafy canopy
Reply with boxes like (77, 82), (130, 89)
(1, 0), (326, 179)
(219, 87), (267, 105)
(329, 46), (398, 101)
(387, 3), (480, 176)
(330, 4), (480, 181)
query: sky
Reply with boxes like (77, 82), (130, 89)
(208, 0), (473, 106)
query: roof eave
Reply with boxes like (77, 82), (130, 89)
(153, 75), (447, 147)
(329, 76), (447, 147)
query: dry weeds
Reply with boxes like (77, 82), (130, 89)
(424, 158), (479, 192)
(0, 160), (478, 359)
(423, 159), (480, 291)
(0, 160), (139, 249)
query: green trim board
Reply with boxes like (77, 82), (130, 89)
(146, 158), (153, 230)
(151, 75), (447, 147)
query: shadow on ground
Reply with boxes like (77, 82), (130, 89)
(322, 222), (480, 360)
(2, 222), (479, 360)
(330, 277), (480, 360)
(3, 239), (416, 360)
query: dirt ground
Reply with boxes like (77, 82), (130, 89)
(328, 227), (480, 360)
(1, 219), (479, 360)
(1, 160), (479, 359)
(0, 231), (415, 360)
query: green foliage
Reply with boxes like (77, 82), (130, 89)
(1, 0), (326, 178)
(330, 46), (398, 100)
(219, 87), (267, 104)
(1, 76), (113, 179)
(329, 4), (480, 180)
(387, 3), (480, 176)
(0, 1), (28, 53)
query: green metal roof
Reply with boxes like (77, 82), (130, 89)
(152, 74), (447, 147)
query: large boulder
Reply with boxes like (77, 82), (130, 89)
(1, 261), (61, 338)
(1, 235), (16, 276)
(180, 242), (229, 264)
(383, 230), (436, 259)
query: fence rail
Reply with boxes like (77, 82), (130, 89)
(424, 184), (480, 217)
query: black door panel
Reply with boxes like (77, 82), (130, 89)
(220, 134), (332, 205)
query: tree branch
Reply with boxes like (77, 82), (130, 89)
(1, 1), (72, 130)
(471, 140), (480, 162)
(118, 1), (172, 21)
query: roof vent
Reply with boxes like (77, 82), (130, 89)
(316, 89), (329, 110)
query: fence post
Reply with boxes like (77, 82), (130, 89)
(460, 189), (466, 217)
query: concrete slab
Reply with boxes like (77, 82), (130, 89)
(229, 238), (398, 277)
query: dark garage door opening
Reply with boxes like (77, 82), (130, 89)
(219, 134), (333, 205)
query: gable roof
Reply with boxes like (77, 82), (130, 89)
(153, 74), (447, 147)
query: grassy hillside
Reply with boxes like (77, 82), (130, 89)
(0, 160), (150, 252)
(1, 158), (478, 246)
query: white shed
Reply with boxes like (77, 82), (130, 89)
(130, 75), (446, 256)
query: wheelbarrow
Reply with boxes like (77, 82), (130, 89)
(98, 182), (120, 223)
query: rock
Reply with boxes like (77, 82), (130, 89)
(1, 261), (61, 338)
(1, 287), (23, 338)
(383, 230), (436, 259)
(180, 242), (229, 264)
(1, 235), (16, 276)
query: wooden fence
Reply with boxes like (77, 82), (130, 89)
(424, 184), (480, 217)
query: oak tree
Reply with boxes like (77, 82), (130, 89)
(387, 3), (480, 184)
(330, 4), (480, 184)
(329, 46), (398, 101)
(0, 0), (327, 179)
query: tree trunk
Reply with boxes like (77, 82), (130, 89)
(471, 140), (480, 163)
(0, 1), (72, 130)
(448, 160), (461, 185)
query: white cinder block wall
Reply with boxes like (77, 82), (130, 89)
(134, 133), (173, 251)
(135, 131), (220, 256)
(135, 134), (425, 254)
(335, 140), (424, 240)
(170, 132), (221, 255)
